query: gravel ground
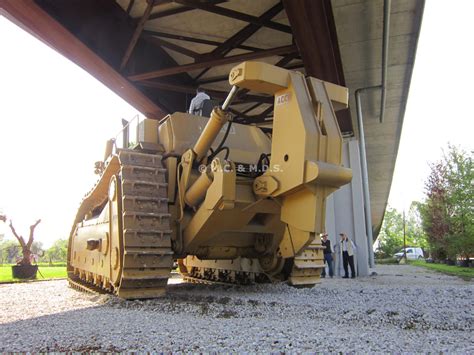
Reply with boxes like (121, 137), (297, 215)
(0, 265), (472, 352)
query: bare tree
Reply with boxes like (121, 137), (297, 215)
(8, 219), (41, 265)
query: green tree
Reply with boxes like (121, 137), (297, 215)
(419, 145), (473, 262)
(0, 239), (20, 264)
(0, 239), (43, 264)
(407, 201), (428, 250)
(43, 239), (68, 263)
(377, 204), (427, 258)
(419, 161), (449, 259)
(444, 145), (474, 261)
(377, 207), (404, 258)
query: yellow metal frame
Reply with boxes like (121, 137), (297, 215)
(229, 61), (352, 259)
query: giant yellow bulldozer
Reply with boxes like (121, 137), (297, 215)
(68, 61), (352, 299)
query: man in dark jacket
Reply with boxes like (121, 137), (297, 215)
(320, 233), (334, 278)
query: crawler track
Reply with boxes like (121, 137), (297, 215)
(183, 263), (271, 285)
(68, 276), (107, 295)
(68, 151), (174, 299)
(182, 275), (234, 286)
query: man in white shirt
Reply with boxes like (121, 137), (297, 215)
(339, 232), (356, 278)
(188, 87), (210, 116)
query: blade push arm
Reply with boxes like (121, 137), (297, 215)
(229, 61), (352, 258)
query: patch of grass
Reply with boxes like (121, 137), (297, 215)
(0, 265), (67, 283)
(36, 267), (67, 279)
(410, 260), (474, 280)
(0, 266), (13, 281)
(36, 262), (67, 267)
(375, 258), (399, 265)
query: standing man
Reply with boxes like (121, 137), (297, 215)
(188, 86), (210, 116)
(320, 233), (334, 278)
(339, 233), (356, 278)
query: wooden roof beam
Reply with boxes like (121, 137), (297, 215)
(235, 105), (274, 124)
(242, 102), (264, 115)
(143, 34), (200, 58)
(228, 108), (258, 122)
(194, 2), (286, 81)
(120, 0), (156, 71)
(0, 0), (167, 119)
(137, 80), (273, 104)
(285, 62), (304, 70)
(275, 52), (298, 67)
(199, 53), (297, 120)
(257, 106), (274, 119)
(142, 30), (262, 52)
(126, 0), (135, 15)
(196, 74), (230, 85)
(230, 105), (273, 123)
(172, 0), (292, 34)
(208, 2), (284, 58)
(283, 0), (352, 133)
(282, 0), (344, 85)
(147, 0), (225, 20)
(197, 54), (301, 85)
(129, 44), (297, 81)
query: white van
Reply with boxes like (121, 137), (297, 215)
(394, 247), (424, 260)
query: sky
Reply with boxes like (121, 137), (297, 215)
(387, 0), (473, 211)
(0, 17), (140, 247)
(0, 1), (473, 247)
